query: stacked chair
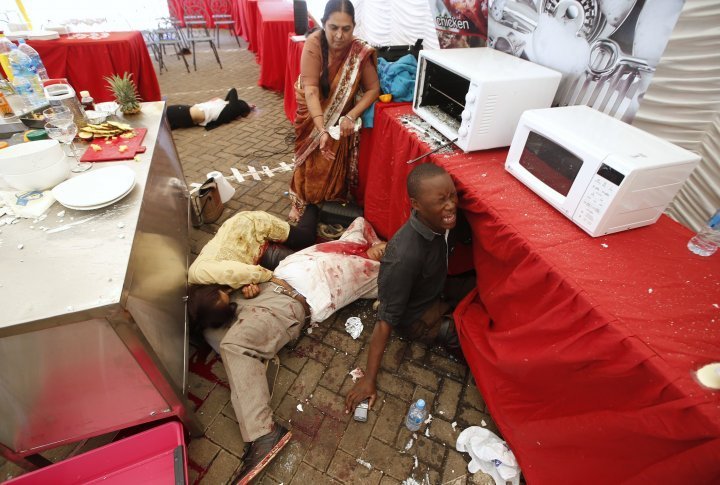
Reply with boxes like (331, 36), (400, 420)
(181, 0), (223, 71)
(209, 0), (241, 48)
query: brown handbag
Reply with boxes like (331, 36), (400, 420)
(190, 178), (224, 227)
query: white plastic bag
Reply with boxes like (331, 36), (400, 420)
(456, 426), (521, 485)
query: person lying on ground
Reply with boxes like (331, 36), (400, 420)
(188, 207), (319, 304)
(344, 163), (475, 415)
(167, 87), (255, 130)
(187, 217), (386, 484)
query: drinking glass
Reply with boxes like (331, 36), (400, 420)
(43, 106), (73, 125)
(45, 121), (91, 173)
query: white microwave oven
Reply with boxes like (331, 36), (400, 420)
(505, 106), (701, 237)
(412, 47), (561, 152)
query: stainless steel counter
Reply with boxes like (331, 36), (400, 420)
(0, 102), (200, 467)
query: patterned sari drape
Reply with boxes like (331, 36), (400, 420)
(290, 38), (376, 214)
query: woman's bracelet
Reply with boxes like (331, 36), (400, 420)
(341, 114), (355, 123)
(312, 114), (323, 119)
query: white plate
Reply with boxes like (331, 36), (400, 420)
(57, 180), (136, 210)
(52, 165), (136, 208)
(7, 31), (60, 40)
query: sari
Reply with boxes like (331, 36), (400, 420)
(290, 36), (377, 216)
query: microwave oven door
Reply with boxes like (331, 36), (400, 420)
(413, 57), (468, 143)
(506, 129), (593, 219)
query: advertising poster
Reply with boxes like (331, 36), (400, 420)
(428, 0), (489, 48)
(488, 0), (685, 122)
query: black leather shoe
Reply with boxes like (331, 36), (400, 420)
(234, 424), (292, 484)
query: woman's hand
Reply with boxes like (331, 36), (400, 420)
(241, 283), (260, 299)
(320, 131), (336, 160)
(366, 242), (387, 261)
(339, 115), (355, 137)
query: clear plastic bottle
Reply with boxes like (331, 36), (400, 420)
(0, 31), (15, 82)
(688, 209), (720, 257)
(405, 399), (427, 432)
(8, 45), (45, 111)
(17, 39), (48, 80)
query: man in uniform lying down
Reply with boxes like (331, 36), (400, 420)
(188, 217), (386, 484)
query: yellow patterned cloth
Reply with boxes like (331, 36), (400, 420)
(188, 211), (290, 288)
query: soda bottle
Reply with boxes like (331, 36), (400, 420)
(405, 399), (427, 432)
(17, 39), (48, 81)
(0, 31), (14, 82)
(688, 209), (720, 257)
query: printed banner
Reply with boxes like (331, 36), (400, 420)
(488, 0), (685, 122)
(428, 0), (489, 48)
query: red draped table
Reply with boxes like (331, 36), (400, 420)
(256, 1), (296, 91)
(232, 0), (246, 36)
(245, 0), (284, 54)
(362, 105), (720, 484)
(27, 32), (161, 104)
(284, 34), (304, 121)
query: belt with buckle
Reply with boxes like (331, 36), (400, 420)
(270, 277), (311, 324)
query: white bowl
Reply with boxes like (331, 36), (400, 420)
(3, 154), (70, 191)
(0, 140), (65, 176)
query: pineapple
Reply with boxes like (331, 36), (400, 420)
(104, 72), (142, 115)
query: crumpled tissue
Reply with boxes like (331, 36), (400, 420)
(456, 426), (520, 485)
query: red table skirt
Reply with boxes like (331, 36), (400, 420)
(284, 35), (304, 121)
(257, 2), (295, 91)
(27, 32), (161, 104)
(232, 0), (245, 36)
(248, 0), (284, 53)
(362, 105), (720, 484)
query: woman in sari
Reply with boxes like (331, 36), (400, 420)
(289, 0), (380, 222)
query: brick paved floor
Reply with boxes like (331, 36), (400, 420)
(0, 34), (503, 485)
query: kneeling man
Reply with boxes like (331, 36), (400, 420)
(345, 163), (474, 414)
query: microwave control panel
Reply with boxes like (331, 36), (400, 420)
(574, 164), (625, 229)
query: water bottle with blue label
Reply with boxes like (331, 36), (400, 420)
(405, 399), (427, 432)
(17, 39), (49, 80)
(8, 45), (45, 111)
(688, 209), (720, 257)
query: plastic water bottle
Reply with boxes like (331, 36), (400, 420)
(8, 45), (45, 111)
(405, 399), (427, 432)
(17, 39), (48, 80)
(688, 209), (720, 257)
(0, 31), (15, 81)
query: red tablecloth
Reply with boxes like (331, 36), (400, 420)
(283, 34), (304, 121)
(257, 2), (295, 90)
(27, 32), (161, 104)
(232, 0), (245, 36)
(363, 105), (720, 484)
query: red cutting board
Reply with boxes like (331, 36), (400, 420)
(79, 128), (148, 162)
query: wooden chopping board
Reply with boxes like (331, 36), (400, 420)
(79, 128), (148, 162)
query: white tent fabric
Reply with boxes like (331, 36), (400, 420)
(634, 0), (720, 231)
(8, 0), (169, 31)
(345, 0), (440, 49)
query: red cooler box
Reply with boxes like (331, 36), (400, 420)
(7, 422), (187, 484)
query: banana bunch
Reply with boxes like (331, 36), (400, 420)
(79, 121), (135, 140)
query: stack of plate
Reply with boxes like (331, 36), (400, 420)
(7, 30), (60, 41)
(52, 165), (136, 210)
